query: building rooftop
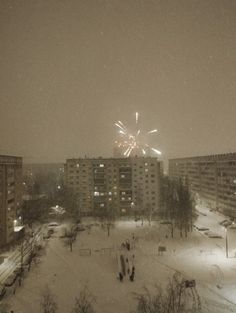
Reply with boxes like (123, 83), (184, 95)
(169, 152), (236, 162)
(0, 155), (22, 164)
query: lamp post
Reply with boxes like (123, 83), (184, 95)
(131, 202), (135, 219)
(225, 221), (235, 258)
(225, 226), (229, 258)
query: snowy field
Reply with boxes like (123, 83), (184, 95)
(2, 213), (236, 313)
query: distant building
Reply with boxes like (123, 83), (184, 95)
(64, 157), (161, 216)
(169, 153), (236, 217)
(0, 155), (23, 247)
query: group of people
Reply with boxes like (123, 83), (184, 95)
(121, 239), (131, 251)
(118, 264), (135, 282)
(128, 264), (135, 281)
(118, 235), (136, 282)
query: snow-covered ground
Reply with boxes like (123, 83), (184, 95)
(2, 209), (236, 313)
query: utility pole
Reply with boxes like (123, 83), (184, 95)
(225, 226), (229, 258)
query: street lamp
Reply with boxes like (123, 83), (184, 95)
(131, 202), (135, 217)
(225, 222), (235, 258)
(225, 226), (229, 258)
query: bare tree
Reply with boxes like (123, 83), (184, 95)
(134, 184), (144, 226)
(133, 272), (201, 313)
(40, 285), (58, 313)
(63, 224), (77, 252)
(174, 179), (196, 238)
(71, 286), (96, 313)
(97, 206), (115, 237)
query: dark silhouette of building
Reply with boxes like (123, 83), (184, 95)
(0, 155), (23, 247)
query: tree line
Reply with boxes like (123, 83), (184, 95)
(160, 177), (197, 238)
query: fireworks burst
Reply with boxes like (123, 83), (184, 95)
(114, 112), (162, 157)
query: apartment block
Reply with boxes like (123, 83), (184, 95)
(0, 155), (23, 247)
(169, 153), (236, 216)
(64, 157), (161, 216)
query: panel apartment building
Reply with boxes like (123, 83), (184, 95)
(64, 157), (161, 216)
(0, 155), (23, 247)
(169, 153), (236, 216)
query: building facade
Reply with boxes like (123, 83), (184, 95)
(64, 157), (161, 216)
(169, 153), (236, 216)
(0, 155), (23, 247)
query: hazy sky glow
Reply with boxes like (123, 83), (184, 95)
(0, 0), (236, 163)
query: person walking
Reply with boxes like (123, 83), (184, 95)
(130, 265), (135, 281)
(119, 272), (123, 282)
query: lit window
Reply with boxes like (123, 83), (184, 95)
(108, 192), (112, 195)
(100, 203), (104, 207)
(76, 163), (79, 168)
(122, 191), (126, 195)
(100, 164), (104, 167)
(94, 191), (99, 196)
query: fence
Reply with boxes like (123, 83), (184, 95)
(79, 248), (92, 256)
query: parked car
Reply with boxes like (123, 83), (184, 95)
(4, 273), (17, 287)
(197, 227), (210, 231)
(13, 267), (24, 277)
(77, 224), (86, 231)
(49, 222), (59, 227)
(0, 284), (6, 300)
(219, 220), (232, 227)
(204, 231), (222, 238)
(160, 221), (172, 225)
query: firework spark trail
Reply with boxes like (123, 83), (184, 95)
(148, 129), (158, 134)
(114, 112), (162, 157)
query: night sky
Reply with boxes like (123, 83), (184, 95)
(0, 0), (235, 164)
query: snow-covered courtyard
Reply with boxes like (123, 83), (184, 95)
(2, 209), (236, 313)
